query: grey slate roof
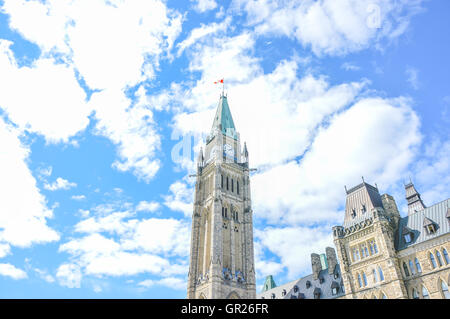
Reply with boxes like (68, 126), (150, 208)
(396, 198), (450, 251)
(257, 265), (345, 299)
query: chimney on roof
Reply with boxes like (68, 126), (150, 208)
(326, 247), (338, 275)
(311, 253), (322, 280)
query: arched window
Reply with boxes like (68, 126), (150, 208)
(237, 181), (239, 195)
(226, 177), (229, 190)
(436, 251), (443, 267)
(362, 272), (367, 286)
(378, 267), (384, 281)
(412, 288), (419, 299)
(443, 248), (450, 265)
(441, 281), (450, 299)
(369, 240), (378, 254)
(231, 179), (234, 192)
(422, 286), (430, 299)
(372, 269), (378, 283)
(357, 273), (362, 288)
(235, 212), (238, 221)
(403, 262), (410, 277)
(271, 293), (276, 299)
(415, 258), (422, 273)
(430, 252), (437, 269)
(409, 260), (416, 275)
(281, 289), (286, 296)
(294, 285), (299, 292)
(382, 293), (387, 299)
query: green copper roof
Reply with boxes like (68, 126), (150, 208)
(261, 275), (277, 292)
(211, 94), (237, 139)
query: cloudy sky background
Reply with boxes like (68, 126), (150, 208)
(0, 0), (449, 298)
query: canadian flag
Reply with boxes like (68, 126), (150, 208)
(214, 79), (224, 84)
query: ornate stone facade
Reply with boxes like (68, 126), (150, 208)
(187, 94), (256, 299)
(333, 181), (450, 299)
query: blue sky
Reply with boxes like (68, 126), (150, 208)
(0, 0), (449, 298)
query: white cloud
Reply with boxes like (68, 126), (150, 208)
(71, 195), (86, 201)
(34, 268), (55, 283)
(44, 177), (77, 191)
(56, 263), (82, 288)
(406, 66), (419, 90)
(138, 276), (186, 290)
(0, 40), (91, 143)
(0, 244), (11, 258)
(341, 62), (361, 71)
(0, 118), (60, 248)
(0, 263), (28, 280)
(136, 201), (161, 213)
(252, 97), (421, 225)
(193, 0), (218, 13)
(163, 181), (194, 217)
(1, 0), (183, 180)
(177, 17), (230, 56)
(232, 0), (424, 56)
(89, 89), (161, 182)
(256, 226), (333, 279)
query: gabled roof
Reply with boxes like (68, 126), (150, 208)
(210, 94), (237, 139)
(397, 198), (450, 251)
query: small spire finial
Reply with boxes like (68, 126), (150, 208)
(362, 176), (365, 183)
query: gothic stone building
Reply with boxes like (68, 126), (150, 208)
(187, 94), (256, 299)
(334, 181), (450, 299)
(258, 181), (450, 299)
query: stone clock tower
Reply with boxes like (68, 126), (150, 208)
(187, 94), (256, 299)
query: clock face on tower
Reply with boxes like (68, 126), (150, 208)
(209, 145), (218, 161)
(224, 143), (234, 157)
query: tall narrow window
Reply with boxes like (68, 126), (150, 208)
(422, 286), (430, 299)
(430, 252), (437, 269)
(226, 177), (229, 190)
(443, 248), (450, 265)
(221, 175), (223, 188)
(378, 267), (384, 281)
(436, 250), (443, 267)
(357, 273), (362, 288)
(403, 262), (410, 277)
(409, 260), (416, 275)
(362, 273), (367, 286)
(415, 258), (422, 273)
(412, 288), (419, 299)
(235, 212), (238, 221)
(441, 281), (450, 299)
(372, 269), (378, 283)
(382, 293), (387, 299)
(225, 208), (228, 218)
(237, 181), (239, 195)
(231, 179), (234, 192)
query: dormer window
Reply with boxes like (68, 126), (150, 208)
(313, 288), (321, 299)
(404, 233), (412, 243)
(331, 281), (340, 295)
(319, 276), (324, 284)
(305, 281), (311, 289)
(271, 293), (275, 299)
(423, 217), (436, 235)
(361, 204), (367, 214)
(281, 289), (286, 296)
(293, 285), (299, 293)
